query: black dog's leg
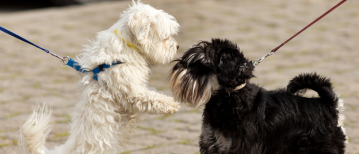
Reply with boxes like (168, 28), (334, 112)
(199, 124), (219, 154)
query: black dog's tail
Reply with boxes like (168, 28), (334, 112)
(287, 73), (338, 105)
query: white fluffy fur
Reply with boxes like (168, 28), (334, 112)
(336, 94), (347, 143)
(19, 1), (180, 153)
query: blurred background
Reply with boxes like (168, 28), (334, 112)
(0, 0), (358, 153)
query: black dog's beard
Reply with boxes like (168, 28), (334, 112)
(169, 69), (218, 107)
(169, 38), (252, 107)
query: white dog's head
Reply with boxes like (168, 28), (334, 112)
(77, 0), (180, 71)
(109, 0), (180, 65)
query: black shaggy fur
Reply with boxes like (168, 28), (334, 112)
(169, 38), (346, 154)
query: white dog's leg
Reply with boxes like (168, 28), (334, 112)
(95, 62), (180, 114)
(129, 88), (180, 114)
(104, 64), (180, 115)
(54, 96), (128, 154)
(20, 90), (139, 154)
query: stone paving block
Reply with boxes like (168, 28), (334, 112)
(0, 146), (18, 154)
(169, 112), (202, 124)
(137, 120), (189, 132)
(129, 134), (179, 146)
(117, 144), (149, 154)
(158, 129), (200, 141)
(186, 124), (202, 132)
(130, 144), (199, 154)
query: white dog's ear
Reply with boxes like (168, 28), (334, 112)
(128, 13), (151, 43)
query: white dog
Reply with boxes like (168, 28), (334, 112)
(19, 1), (180, 154)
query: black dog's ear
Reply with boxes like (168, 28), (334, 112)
(181, 42), (214, 69)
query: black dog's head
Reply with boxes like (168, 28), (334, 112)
(169, 38), (255, 107)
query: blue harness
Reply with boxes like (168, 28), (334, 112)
(0, 26), (122, 81)
(66, 58), (122, 80)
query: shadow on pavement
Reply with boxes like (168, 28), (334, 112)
(0, 0), (54, 12)
(0, 0), (127, 13)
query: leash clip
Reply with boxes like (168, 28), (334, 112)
(61, 56), (70, 65)
(252, 51), (274, 66)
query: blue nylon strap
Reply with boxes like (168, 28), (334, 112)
(93, 61), (123, 80)
(66, 58), (122, 81)
(66, 59), (88, 73)
(0, 26), (50, 53)
(0, 26), (64, 60)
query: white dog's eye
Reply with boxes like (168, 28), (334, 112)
(164, 37), (170, 41)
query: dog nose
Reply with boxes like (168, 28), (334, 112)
(176, 44), (179, 49)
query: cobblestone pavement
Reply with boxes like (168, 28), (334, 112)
(0, 0), (358, 153)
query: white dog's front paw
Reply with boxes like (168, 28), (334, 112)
(165, 101), (180, 114)
(153, 97), (180, 114)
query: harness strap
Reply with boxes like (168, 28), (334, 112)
(66, 58), (88, 73)
(92, 61), (123, 80)
(65, 30), (129, 81)
(66, 58), (122, 81)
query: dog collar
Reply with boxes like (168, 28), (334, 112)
(114, 30), (138, 49)
(233, 83), (246, 91)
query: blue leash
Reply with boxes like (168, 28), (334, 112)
(0, 26), (121, 81)
(0, 26), (64, 60)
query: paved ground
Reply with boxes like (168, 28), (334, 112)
(0, 0), (358, 153)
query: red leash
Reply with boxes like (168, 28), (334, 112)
(253, 0), (347, 66)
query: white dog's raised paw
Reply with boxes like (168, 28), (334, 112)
(153, 100), (180, 115)
(164, 102), (180, 114)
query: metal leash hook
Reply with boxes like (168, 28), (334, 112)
(253, 51), (274, 66)
(61, 56), (70, 65)
(253, 0), (347, 66)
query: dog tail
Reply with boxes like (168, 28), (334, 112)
(288, 73), (348, 143)
(287, 73), (338, 105)
(19, 103), (52, 154)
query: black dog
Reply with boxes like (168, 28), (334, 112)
(169, 38), (346, 154)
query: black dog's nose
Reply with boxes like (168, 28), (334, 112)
(176, 44), (179, 49)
